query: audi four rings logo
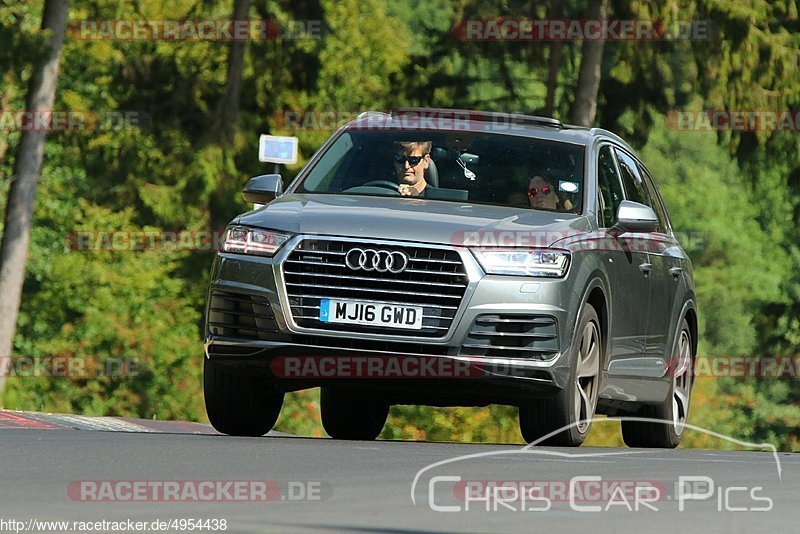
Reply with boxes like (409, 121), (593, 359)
(345, 248), (409, 273)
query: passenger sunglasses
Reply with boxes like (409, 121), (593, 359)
(528, 186), (552, 197)
(393, 153), (427, 166)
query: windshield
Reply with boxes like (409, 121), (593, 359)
(295, 130), (584, 213)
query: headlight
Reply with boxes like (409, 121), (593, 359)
(220, 226), (291, 256)
(472, 248), (570, 278)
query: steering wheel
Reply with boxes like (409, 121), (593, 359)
(341, 180), (401, 196)
(358, 180), (400, 191)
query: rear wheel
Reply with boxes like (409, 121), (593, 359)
(204, 358), (283, 436)
(621, 319), (694, 448)
(321, 387), (389, 440)
(519, 304), (601, 446)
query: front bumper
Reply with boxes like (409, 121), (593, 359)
(204, 236), (583, 403)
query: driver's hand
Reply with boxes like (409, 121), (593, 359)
(398, 184), (414, 196)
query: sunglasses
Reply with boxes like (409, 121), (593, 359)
(528, 186), (553, 197)
(393, 153), (427, 166)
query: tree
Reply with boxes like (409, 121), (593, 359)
(570, 0), (607, 126)
(543, 0), (563, 117)
(209, 0), (251, 145)
(0, 0), (68, 401)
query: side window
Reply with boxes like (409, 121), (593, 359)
(614, 149), (649, 207)
(596, 145), (624, 228)
(616, 148), (670, 233)
(637, 162), (671, 233)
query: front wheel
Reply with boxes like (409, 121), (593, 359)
(519, 304), (602, 446)
(204, 358), (284, 436)
(321, 387), (389, 440)
(621, 319), (694, 448)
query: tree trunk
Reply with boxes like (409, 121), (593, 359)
(210, 0), (250, 144)
(544, 0), (562, 117)
(570, 0), (608, 126)
(0, 0), (69, 402)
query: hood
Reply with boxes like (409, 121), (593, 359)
(235, 194), (591, 247)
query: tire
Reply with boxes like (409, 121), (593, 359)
(204, 357), (284, 436)
(321, 386), (389, 440)
(621, 319), (694, 448)
(519, 304), (602, 446)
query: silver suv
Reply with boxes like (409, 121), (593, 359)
(204, 109), (697, 447)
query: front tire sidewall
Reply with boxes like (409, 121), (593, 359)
(204, 358), (284, 437)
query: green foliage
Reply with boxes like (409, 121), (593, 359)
(315, 0), (410, 109)
(8, 197), (203, 420)
(382, 405), (523, 443)
(274, 389), (323, 438)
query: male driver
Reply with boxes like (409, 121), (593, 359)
(393, 141), (432, 197)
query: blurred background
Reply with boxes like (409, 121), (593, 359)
(0, 0), (798, 450)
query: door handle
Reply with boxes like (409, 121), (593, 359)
(639, 262), (652, 274)
(669, 266), (683, 279)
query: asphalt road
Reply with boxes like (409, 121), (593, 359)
(0, 412), (797, 533)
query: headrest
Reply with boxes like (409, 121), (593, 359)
(425, 157), (439, 188)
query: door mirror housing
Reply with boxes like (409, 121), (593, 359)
(242, 174), (282, 204)
(614, 200), (658, 232)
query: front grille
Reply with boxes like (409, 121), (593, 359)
(206, 290), (282, 341)
(461, 314), (559, 360)
(282, 239), (468, 337)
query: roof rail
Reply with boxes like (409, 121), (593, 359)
(356, 111), (390, 120)
(390, 108), (563, 129)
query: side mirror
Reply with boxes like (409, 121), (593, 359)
(242, 174), (282, 204)
(614, 200), (658, 232)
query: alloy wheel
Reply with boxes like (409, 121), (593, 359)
(575, 320), (600, 434)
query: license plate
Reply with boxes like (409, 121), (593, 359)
(319, 299), (423, 330)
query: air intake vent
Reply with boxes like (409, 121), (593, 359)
(461, 314), (558, 360)
(206, 290), (282, 341)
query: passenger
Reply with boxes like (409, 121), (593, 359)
(527, 175), (574, 211)
(393, 141), (432, 197)
(528, 175), (559, 210)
